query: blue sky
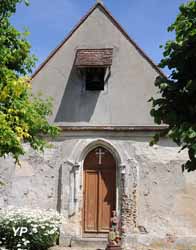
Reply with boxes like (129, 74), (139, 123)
(11, 0), (186, 75)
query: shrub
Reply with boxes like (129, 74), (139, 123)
(0, 207), (62, 250)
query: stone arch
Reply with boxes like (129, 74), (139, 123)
(62, 138), (137, 237)
(65, 139), (127, 231)
(69, 138), (126, 168)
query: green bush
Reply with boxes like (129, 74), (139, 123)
(0, 207), (62, 250)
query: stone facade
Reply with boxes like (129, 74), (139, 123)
(1, 132), (196, 249)
(1, 2), (196, 250)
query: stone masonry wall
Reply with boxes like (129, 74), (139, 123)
(0, 134), (196, 249)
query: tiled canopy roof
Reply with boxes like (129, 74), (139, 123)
(74, 49), (113, 67)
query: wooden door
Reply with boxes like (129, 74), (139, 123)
(83, 147), (116, 233)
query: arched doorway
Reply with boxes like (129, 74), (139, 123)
(83, 146), (116, 233)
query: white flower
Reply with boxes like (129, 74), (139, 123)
(32, 228), (38, 233)
(0, 206), (63, 248)
(48, 229), (56, 234)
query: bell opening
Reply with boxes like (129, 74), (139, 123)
(85, 67), (105, 91)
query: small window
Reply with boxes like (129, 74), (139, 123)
(85, 67), (105, 91)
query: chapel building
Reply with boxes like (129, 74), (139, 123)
(1, 2), (196, 249)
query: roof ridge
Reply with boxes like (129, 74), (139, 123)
(98, 4), (166, 78)
(32, 2), (166, 79)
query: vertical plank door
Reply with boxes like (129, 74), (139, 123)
(83, 147), (116, 233)
(98, 169), (116, 232)
(84, 170), (98, 232)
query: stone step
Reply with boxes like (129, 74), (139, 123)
(70, 237), (108, 249)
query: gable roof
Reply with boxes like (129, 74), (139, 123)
(32, 2), (165, 78)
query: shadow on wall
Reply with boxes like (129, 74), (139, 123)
(55, 66), (100, 123)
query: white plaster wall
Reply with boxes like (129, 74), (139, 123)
(32, 6), (159, 126)
(135, 142), (196, 237)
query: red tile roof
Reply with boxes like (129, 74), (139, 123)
(74, 49), (113, 67)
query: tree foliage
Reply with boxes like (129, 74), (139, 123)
(150, 0), (196, 172)
(0, 0), (59, 162)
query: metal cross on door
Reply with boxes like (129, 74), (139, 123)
(96, 148), (105, 165)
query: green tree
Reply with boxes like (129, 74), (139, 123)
(150, 0), (196, 172)
(0, 0), (59, 162)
